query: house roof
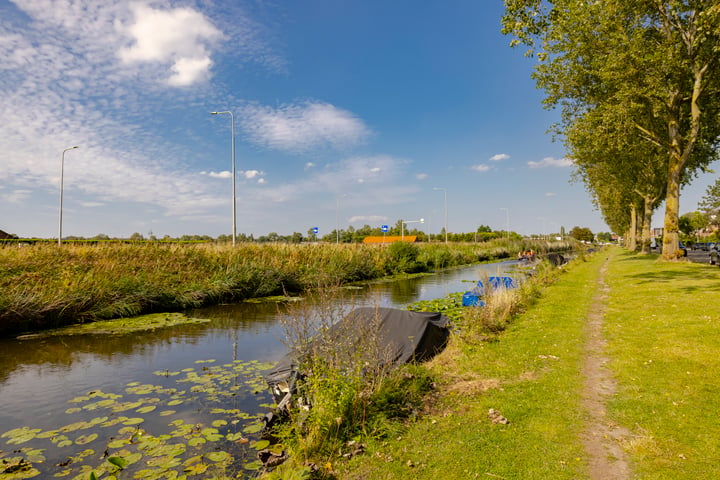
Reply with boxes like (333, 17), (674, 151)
(362, 236), (417, 243)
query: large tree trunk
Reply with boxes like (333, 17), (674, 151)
(628, 205), (637, 251)
(662, 153), (682, 259)
(640, 196), (653, 254)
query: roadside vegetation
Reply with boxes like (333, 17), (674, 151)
(0, 240), (573, 336)
(267, 247), (720, 479)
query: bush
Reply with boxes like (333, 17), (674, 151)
(386, 242), (422, 274)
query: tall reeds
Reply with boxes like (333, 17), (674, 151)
(0, 240), (574, 335)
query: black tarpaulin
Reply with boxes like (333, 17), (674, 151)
(265, 307), (450, 390)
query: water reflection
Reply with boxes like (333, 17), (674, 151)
(0, 262), (520, 446)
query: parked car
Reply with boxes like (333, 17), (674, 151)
(679, 242), (688, 256)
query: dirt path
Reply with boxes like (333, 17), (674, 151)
(581, 257), (631, 479)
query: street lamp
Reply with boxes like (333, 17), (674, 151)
(211, 111), (236, 246)
(433, 187), (447, 244)
(500, 207), (510, 243)
(58, 145), (79, 246)
(401, 218), (424, 241)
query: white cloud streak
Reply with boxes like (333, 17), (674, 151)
(528, 157), (574, 168)
(490, 153), (509, 161)
(471, 164), (491, 172)
(240, 101), (371, 153)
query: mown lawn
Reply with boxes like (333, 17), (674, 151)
(336, 248), (720, 479)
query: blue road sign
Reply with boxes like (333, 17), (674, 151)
(312, 227), (319, 234)
(381, 225), (389, 232)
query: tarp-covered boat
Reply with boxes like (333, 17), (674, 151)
(264, 307), (450, 418)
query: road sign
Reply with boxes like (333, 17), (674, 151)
(381, 225), (389, 233)
(312, 227), (319, 234)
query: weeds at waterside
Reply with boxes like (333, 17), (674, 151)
(262, 255), (576, 478)
(0, 240), (573, 336)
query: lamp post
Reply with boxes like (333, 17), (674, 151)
(401, 218), (424, 241)
(58, 145), (79, 246)
(433, 187), (447, 244)
(211, 111), (236, 246)
(500, 207), (510, 243)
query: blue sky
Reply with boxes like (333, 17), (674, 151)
(1, 0), (716, 239)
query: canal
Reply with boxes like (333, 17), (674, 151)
(0, 260), (521, 477)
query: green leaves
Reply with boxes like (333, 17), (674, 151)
(0, 359), (277, 478)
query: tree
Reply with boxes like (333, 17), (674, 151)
(503, 1), (720, 259)
(570, 226), (594, 243)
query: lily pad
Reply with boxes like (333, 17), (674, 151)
(16, 313), (211, 338)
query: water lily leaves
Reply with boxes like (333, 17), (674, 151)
(242, 422), (264, 434)
(206, 451), (231, 463)
(106, 456), (128, 470)
(2, 427), (42, 445)
(183, 462), (208, 475)
(226, 432), (244, 442)
(50, 435), (73, 448)
(0, 456), (40, 478)
(187, 437), (206, 447)
(0, 356), (277, 479)
(243, 460), (263, 471)
(251, 439), (270, 451)
(74, 433), (98, 445)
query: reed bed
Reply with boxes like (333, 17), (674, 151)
(0, 240), (573, 336)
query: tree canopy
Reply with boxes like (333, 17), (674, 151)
(503, 0), (720, 259)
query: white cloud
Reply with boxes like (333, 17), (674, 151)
(528, 157), (574, 168)
(348, 215), (388, 223)
(78, 201), (106, 207)
(305, 162), (315, 170)
(118, 4), (222, 86)
(240, 101), (371, 153)
(242, 170), (264, 179)
(545, 192), (557, 197)
(1, 189), (32, 203)
(416, 173), (428, 180)
(257, 178), (266, 185)
(490, 153), (510, 161)
(471, 164), (491, 172)
(203, 171), (232, 179)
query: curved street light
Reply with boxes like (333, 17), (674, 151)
(58, 145), (79, 247)
(211, 111), (236, 246)
(401, 218), (424, 241)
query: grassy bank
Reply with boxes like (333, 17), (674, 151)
(0, 240), (572, 336)
(292, 247), (720, 479)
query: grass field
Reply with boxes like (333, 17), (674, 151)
(332, 247), (720, 479)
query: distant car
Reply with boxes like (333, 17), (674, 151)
(679, 242), (688, 256)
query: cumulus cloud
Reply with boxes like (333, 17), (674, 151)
(242, 170), (263, 179)
(240, 101), (371, 153)
(471, 164), (491, 172)
(528, 157), (573, 168)
(305, 162), (315, 170)
(416, 173), (428, 180)
(118, 4), (223, 86)
(490, 153), (510, 161)
(202, 171), (232, 179)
